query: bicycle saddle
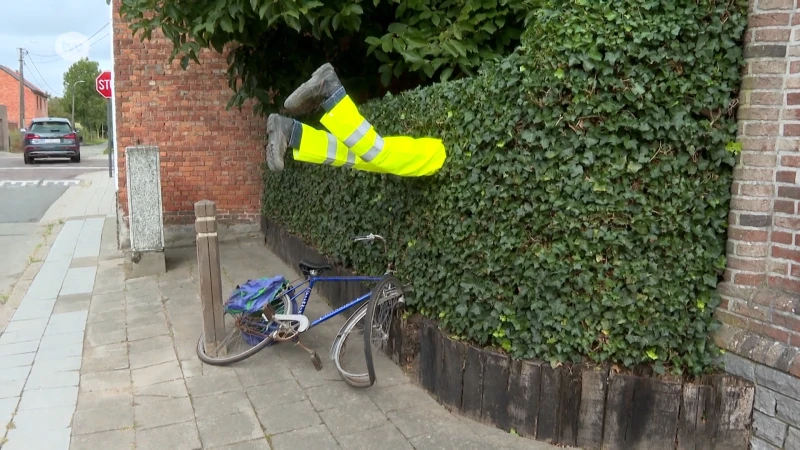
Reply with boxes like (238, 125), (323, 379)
(299, 260), (332, 273)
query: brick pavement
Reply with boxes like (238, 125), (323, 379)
(0, 216), (565, 450)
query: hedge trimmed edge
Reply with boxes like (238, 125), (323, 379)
(263, 0), (749, 375)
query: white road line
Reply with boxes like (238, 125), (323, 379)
(0, 180), (80, 187)
(0, 167), (106, 171)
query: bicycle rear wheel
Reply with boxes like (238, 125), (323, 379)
(363, 275), (404, 385)
(196, 292), (294, 366)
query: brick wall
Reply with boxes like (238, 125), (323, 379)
(0, 70), (48, 129)
(112, 0), (265, 246)
(717, 1), (800, 448)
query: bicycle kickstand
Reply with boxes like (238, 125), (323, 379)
(294, 339), (322, 371)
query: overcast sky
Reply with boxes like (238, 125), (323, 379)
(0, 0), (112, 98)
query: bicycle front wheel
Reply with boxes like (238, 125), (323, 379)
(363, 275), (404, 385)
(196, 292), (294, 366)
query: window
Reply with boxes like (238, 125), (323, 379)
(30, 121), (72, 133)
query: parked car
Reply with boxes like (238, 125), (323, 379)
(20, 117), (81, 164)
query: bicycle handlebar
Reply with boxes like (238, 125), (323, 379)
(352, 233), (385, 243)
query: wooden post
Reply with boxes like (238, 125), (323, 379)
(195, 200), (226, 355)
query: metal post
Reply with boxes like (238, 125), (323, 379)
(18, 48), (24, 129)
(107, 98), (112, 178)
(70, 80), (85, 129)
(195, 200), (226, 356)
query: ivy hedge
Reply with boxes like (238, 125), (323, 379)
(263, 0), (748, 375)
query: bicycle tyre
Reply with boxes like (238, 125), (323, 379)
(363, 275), (404, 386)
(330, 302), (371, 387)
(196, 292), (294, 366)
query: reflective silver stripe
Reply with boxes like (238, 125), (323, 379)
(343, 151), (356, 168)
(361, 135), (384, 162)
(344, 120), (371, 147)
(323, 133), (337, 165)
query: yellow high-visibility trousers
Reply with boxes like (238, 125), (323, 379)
(292, 93), (446, 177)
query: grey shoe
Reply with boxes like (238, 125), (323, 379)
(266, 114), (295, 172)
(284, 63), (343, 115)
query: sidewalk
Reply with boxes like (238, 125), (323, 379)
(0, 211), (561, 449)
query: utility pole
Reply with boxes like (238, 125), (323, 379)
(71, 80), (86, 128)
(18, 48), (24, 130)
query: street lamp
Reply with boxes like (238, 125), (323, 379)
(71, 79), (86, 128)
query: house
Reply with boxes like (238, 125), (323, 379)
(0, 65), (49, 129)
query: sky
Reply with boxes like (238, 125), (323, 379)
(0, 0), (112, 98)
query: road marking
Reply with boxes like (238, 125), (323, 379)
(0, 166), (106, 171)
(0, 180), (80, 187)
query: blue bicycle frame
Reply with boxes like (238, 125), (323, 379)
(281, 274), (387, 329)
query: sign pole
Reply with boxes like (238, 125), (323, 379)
(95, 70), (113, 178)
(107, 98), (112, 178)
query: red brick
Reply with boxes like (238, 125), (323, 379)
(728, 257), (767, 272)
(737, 243), (770, 257)
(758, 0), (794, 9)
(730, 197), (772, 212)
(731, 299), (770, 321)
(773, 245), (800, 261)
(746, 123), (781, 136)
(782, 155), (800, 167)
(738, 107), (782, 121)
(789, 93), (800, 105)
(750, 60), (789, 74)
(750, 320), (790, 344)
(730, 227), (770, 242)
(786, 124), (800, 136)
(778, 186), (800, 200)
(734, 168), (775, 183)
(774, 231), (794, 244)
(750, 12), (792, 27)
(752, 92), (783, 105)
(774, 312), (800, 332)
(0, 68), (49, 128)
(769, 260), (790, 275)
(715, 308), (748, 329)
(792, 263), (800, 278)
(776, 199), (796, 214)
(735, 272), (767, 286)
(743, 153), (777, 167)
(777, 170), (797, 183)
(741, 138), (777, 152)
(770, 275), (800, 293)
(775, 216), (800, 229)
(756, 28), (793, 41)
(741, 184), (775, 197)
(742, 76), (785, 89)
(789, 78), (800, 90)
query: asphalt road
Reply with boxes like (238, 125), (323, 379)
(0, 143), (110, 302)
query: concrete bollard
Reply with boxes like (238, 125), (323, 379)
(124, 145), (166, 278)
(195, 200), (226, 355)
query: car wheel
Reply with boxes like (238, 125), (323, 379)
(23, 155), (32, 165)
(71, 153), (81, 163)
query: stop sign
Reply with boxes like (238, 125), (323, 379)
(96, 71), (112, 98)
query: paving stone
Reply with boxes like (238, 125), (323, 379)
(132, 360), (183, 387)
(0, 352), (35, 369)
(127, 322), (170, 341)
(85, 329), (127, 347)
(40, 330), (84, 347)
(256, 399), (322, 435)
(0, 327), (45, 345)
(126, 313), (167, 329)
(246, 379), (306, 408)
(73, 218), (104, 259)
(270, 423), (341, 450)
(52, 299), (91, 314)
(786, 427), (800, 450)
(186, 371), (243, 398)
(757, 364), (800, 401)
(11, 405), (75, 431)
(0, 396), (19, 427)
(196, 410), (265, 448)
(306, 381), (364, 412)
(59, 266), (98, 296)
(44, 310), (89, 335)
(35, 342), (82, 360)
(193, 390), (255, 419)
(320, 396), (389, 440)
(337, 422), (413, 450)
(211, 439), (272, 449)
(17, 386), (78, 411)
(367, 382), (440, 414)
(72, 404), (134, 434)
(32, 355), (81, 372)
(86, 318), (126, 336)
(134, 379), (189, 405)
(0, 341), (41, 359)
(24, 369), (79, 389)
(0, 365), (31, 382)
(751, 436), (782, 450)
(754, 410), (789, 446)
(70, 257), (99, 268)
(3, 318), (48, 333)
(82, 348), (129, 373)
(0, 379), (25, 399)
(135, 420), (202, 450)
(180, 359), (203, 378)
(234, 356), (294, 387)
(69, 428), (135, 450)
(76, 387), (132, 411)
(387, 407), (474, 440)
(3, 427), (71, 450)
(408, 428), (490, 450)
(134, 396), (195, 429)
(80, 369), (131, 391)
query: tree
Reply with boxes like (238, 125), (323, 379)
(63, 58), (106, 135)
(113, 0), (538, 115)
(46, 97), (69, 119)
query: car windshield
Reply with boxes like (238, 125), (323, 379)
(30, 122), (72, 133)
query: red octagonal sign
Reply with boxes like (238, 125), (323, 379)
(96, 71), (112, 99)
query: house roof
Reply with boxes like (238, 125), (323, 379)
(0, 65), (49, 98)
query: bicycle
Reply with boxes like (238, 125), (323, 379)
(195, 233), (409, 388)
